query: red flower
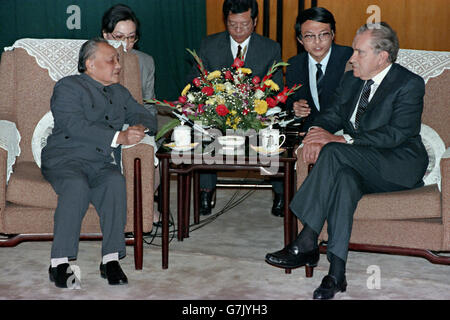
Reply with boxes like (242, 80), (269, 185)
(197, 104), (205, 114)
(252, 76), (261, 85)
(242, 108), (249, 115)
(163, 99), (175, 107)
(215, 104), (229, 116)
(178, 96), (187, 104)
(201, 86), (214, 96)
(232, 57), (245, 68)
(276, 87), (290, 104)
(193, 77), (202, 87)
(266, 97), (278, 108)
(224, 70), (233, 80)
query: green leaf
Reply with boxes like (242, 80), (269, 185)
(155, 118), (181, 141)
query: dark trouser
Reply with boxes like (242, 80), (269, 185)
(43, 161), (127, 260)
(199, 172), (217, 190)
(289, 143), (407, 262)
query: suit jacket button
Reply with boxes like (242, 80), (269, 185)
(65, 136), (69, 139)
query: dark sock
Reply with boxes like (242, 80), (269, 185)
(328, 252), (346, 284)
(293, 224), (318, 252)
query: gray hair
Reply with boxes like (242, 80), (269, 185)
(78, 37), (109, 73)
(356, 22), (399, 63)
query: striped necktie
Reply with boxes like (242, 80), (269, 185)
(316, 63), (324, 98)
(354, 79), (374, 129)
(236, 45), (242, 59)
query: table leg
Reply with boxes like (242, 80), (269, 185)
(161, 158), (170, 269)
(193, 171), (200, 224)
(177, 173), (185, 241)
(184, 173), (191, 238)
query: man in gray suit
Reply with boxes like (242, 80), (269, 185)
(42, 38), (157, 288)
(265, 23), (428, 299)
(187, 0), (283, 216)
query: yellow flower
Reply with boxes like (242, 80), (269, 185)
(207, 70), (221, 81)
(215, 83), (225, 92)
(216, 96), (225, 105)
(234, 116), (241, 124)
(226, 117), (232, 126)
(264, 79), (280, 91)
(254, 99), (268, 115)
(238, 67), (252, 74)
(205, 97), (216, 105)
(230, 110), (237, 115)
(181, 83), (191, 96)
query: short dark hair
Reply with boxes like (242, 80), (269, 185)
(356, 22), (399, 63)
(222, 0), (259, 21)
(295, 7), (336, 38)
(78, 37), (108, 73)
(101, 4), (140, 40)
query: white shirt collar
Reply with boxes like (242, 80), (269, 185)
(308, 46), (332, 72)
(230, 35), (251, 60)
(371, 63), (392, 86)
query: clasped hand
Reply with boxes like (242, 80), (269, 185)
(117, 124), (147, 145)
(300, 127), (345, 164)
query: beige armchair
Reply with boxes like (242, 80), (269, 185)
(296, 49), (450, 265)
(0, 39), (155, 269)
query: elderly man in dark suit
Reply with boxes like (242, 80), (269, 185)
(41, 38), (157, 288)
(187, 0), (283, 216)
(271, 7), (353, 217)
(265, 22), (428, 300)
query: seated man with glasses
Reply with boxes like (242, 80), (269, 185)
(270, 7), (353, 217)
(186, 0), (283, 217)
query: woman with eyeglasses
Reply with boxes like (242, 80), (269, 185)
(101, 4), (156, 117)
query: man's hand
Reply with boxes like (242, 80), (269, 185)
(293, 99), (311, 118)
(301, 127), (346, 164)
(117, 125), (147, 145)
(302, 127), (345, 146)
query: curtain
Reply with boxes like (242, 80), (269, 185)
(0, 0), (206, 101)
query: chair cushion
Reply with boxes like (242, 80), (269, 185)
(354, 184), (441, 220)
(6, 161), (57, 208)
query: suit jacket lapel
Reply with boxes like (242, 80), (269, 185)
(220, 32), (234, 67)
(364, 64), (397, 114)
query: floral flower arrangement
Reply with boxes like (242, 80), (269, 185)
(148, 49), (301, 141)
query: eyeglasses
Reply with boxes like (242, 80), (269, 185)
(301, 31), (333, 42)
(227, 20), (253, 30)
(111, 33), (138, 43)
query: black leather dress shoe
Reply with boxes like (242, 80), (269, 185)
(199, 190), (213, 216)
(271, 193), (284, 217)
(265, 245), (319, 269)
(313, 275), (347, 300)
(100, 261), (128, 285)
(49, 263), (76, 288)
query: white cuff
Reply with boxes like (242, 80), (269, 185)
(343, 134), (354, 144)
(111, 131), (120, 148)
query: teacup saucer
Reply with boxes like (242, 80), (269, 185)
(164, 142), (199, 151)
(250, 145), (285, 156)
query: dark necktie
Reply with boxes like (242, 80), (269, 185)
(354, 79), (374, 129)
(316, 63), (324, 97)
(236, 45), (242, 59)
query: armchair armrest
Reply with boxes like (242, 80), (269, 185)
(122, 143), (155, 231)
(440, 147), (450, 250)
(0, 148), (7, 229)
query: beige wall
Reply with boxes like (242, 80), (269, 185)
(207, 0), (450, 63)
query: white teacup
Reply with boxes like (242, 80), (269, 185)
(173, 125), (191, 146)
(260, 128), (286, 152)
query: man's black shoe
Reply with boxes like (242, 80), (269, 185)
(313, 275), (347, 300)
(49, 263), (77, 288)
(265, 245), (319, 269)
(199, 190), (213, 216)
(271, 193), (284, 217)
(100, 261), (128, 285)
